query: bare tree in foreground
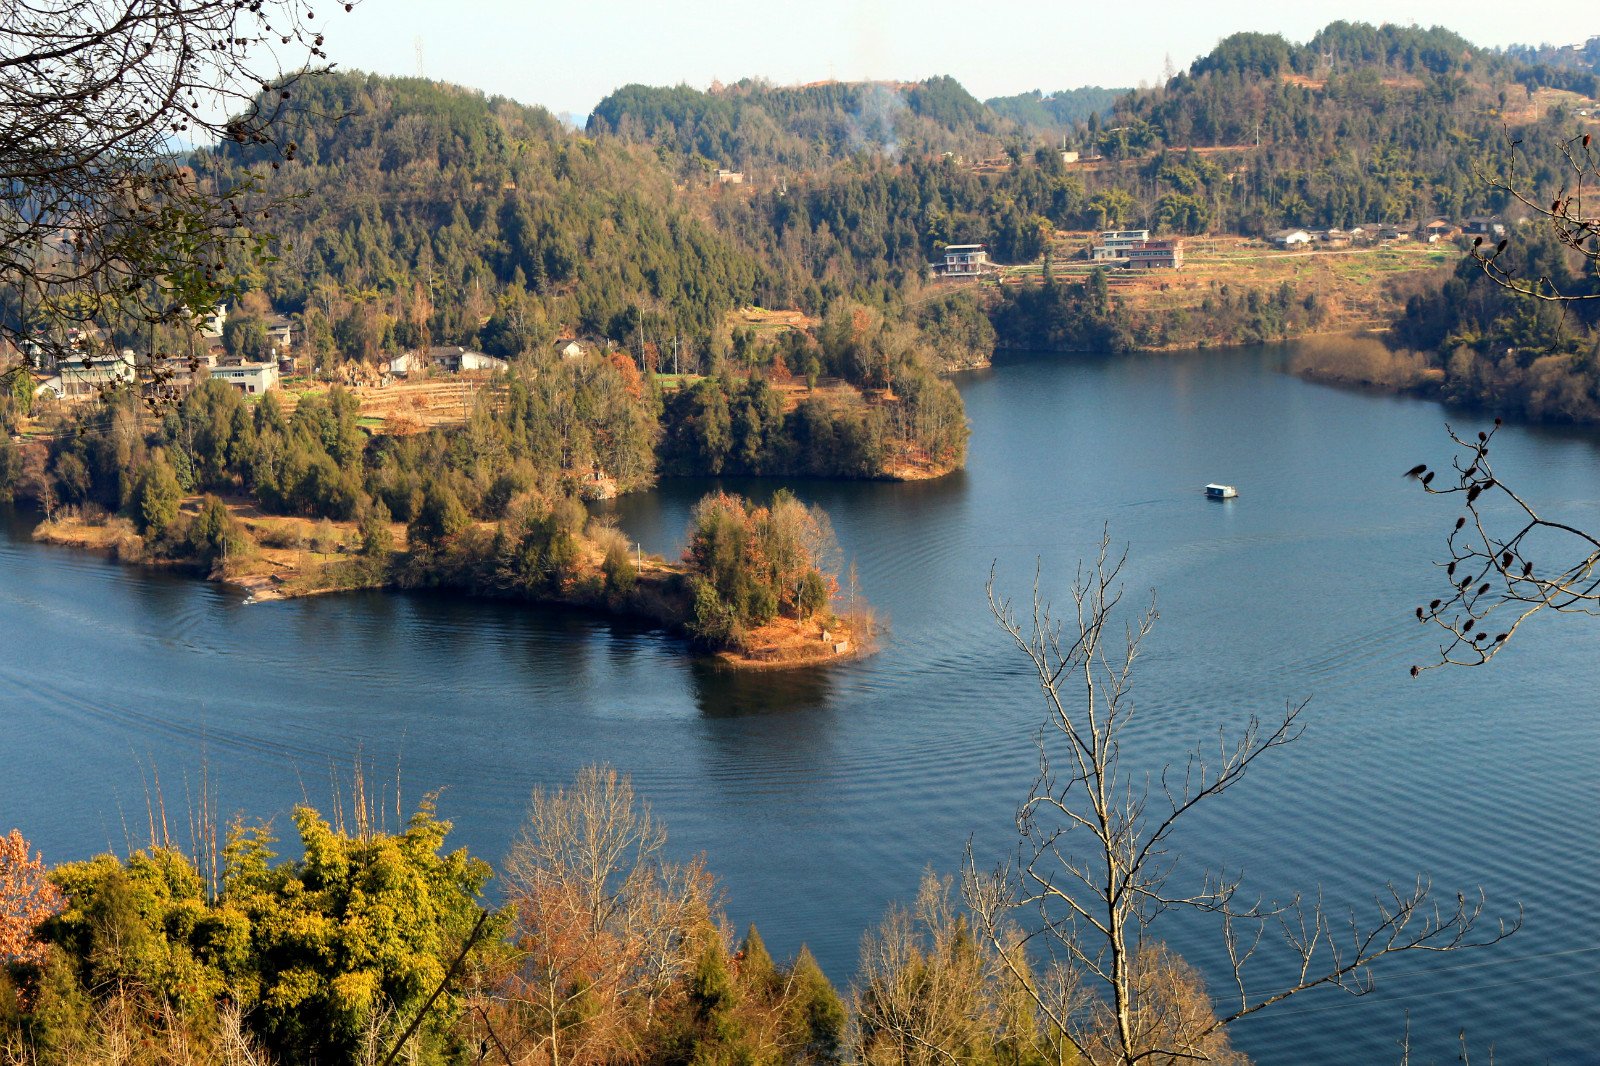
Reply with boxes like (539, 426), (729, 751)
(1468, 131), (1598, 305)
(963, 538), (1518, 1066)
(482, 765), (717, 1066)
(1, 0), (349, 393)
(1406, 420), (1600, 670)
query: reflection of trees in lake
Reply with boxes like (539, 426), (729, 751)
(687, 658), (835, 721)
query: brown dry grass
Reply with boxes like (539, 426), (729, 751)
(1019, 234), (1458, 339)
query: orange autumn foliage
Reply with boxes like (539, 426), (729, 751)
(0, 830), (63, 966)
(608, 350), (645, 402)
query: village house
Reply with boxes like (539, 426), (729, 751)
(425, 345), (507, 373)
(137, 353), (218, 401)
(1090, 230), (1151, 261)
(385, 352), (418, 376)
(1423, 219), (1459, 242)
(1349, 223), (1381, 242)
(35, 350), (139, 400)
(1379, 224), (1410, 241)
(262, 313), (296, 349)
(940, 244), (991, 276)
(556, 339), (587, 359)
(1124, 239), (1185, 270)
(1269, 228), (1313, 247)
(196, 304), (227, 339)
(715, 169), (745, 184)
(1463, 215), (1506, 237)
(1317, 228), (1351, 247)
(211, 359), (280, 395)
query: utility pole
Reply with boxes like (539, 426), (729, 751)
(415, 36), (424, 78)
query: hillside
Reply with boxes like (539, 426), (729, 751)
(588, 76), (1018, 171)
(212, 73), (768, 353)
(17, 22), (1596, 407)
(984, 87), (1127, 133)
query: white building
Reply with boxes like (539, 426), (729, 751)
(197, 304), (228, 339)
(1091, 230), (1151, 261)
(423, 345), (506, 373)
(46, 350), (139, 399)
(1269, 228), (1313, 247)
(211, 360), (280, 395)
(459, 350), (509, 372)
(942, 244), (990, 276)
(263, 313), (295, 348)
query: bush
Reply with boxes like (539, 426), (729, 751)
(408, 480), (470, 552)
(0, 436), (21, 503)
(798, 568), (829, 619)
(602, 541), (637, 596)
(551, 494), (587, 538)
(310, 517), (341, 554)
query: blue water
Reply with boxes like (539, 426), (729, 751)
(3, 344), (1597, 1063)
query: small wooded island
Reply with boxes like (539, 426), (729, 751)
(34, 487), (865, 669)
(13, 374), (886, 669)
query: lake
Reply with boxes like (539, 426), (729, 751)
(3, 344), (1597, 1064)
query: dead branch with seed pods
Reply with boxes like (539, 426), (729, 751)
(1407, 420), (1600, 672)
(0, 0), (357, 405)
(1468, 129), (1599, 306)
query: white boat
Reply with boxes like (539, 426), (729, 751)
(1204, 483), (1238, 499)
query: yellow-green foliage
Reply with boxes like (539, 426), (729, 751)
(28, 799), (493, 1066)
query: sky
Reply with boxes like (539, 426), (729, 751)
(319, 0), (1600, 120)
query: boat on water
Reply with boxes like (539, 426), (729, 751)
(1205, 483), (1238, 499)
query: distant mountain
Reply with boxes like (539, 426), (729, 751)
(1504, 36), (1600, 76)
(587, 76), (1018, 170)
(186, 21), (1600, 366)
(984, 87), (1128, 132)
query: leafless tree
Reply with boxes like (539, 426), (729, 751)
(0, 0), (352, 396)
(1468, 130), (1598, 305)
(1405, 128), (1600, 670)
(964, 537), (1519, 1066)
(850, 872), (1014, 1066)
(1405, 420), (1600, 670)
(484, 765), (717, 1066)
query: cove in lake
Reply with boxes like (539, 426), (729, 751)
(3, 342), (1598, 1065)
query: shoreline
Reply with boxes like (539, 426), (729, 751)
(30, 507), (868, 672)
(993, 323), (1386, 357)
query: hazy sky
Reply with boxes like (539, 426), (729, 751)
(322, 1), (1600, 118)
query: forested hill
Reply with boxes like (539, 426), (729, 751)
(213, 72), (770, 356)
(984, 87), (1127, 134)
(588, 76), (1018, 170)
(1067, 22), (1598, 235)
(191, 22), (1600, 365)
(1505, 36), (1600, 77)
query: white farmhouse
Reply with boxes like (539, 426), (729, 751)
(211, 360), (280, 395)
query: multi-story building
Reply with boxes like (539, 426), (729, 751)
(1124, 239), (1185, 270)
(1090, 230), (1151, 261)
(211, 359), (280, 395)
(942, 244), (990, 276)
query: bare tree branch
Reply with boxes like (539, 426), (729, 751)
(1407, 420), (1600, 671)
(965, 534), (1519, 1066)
